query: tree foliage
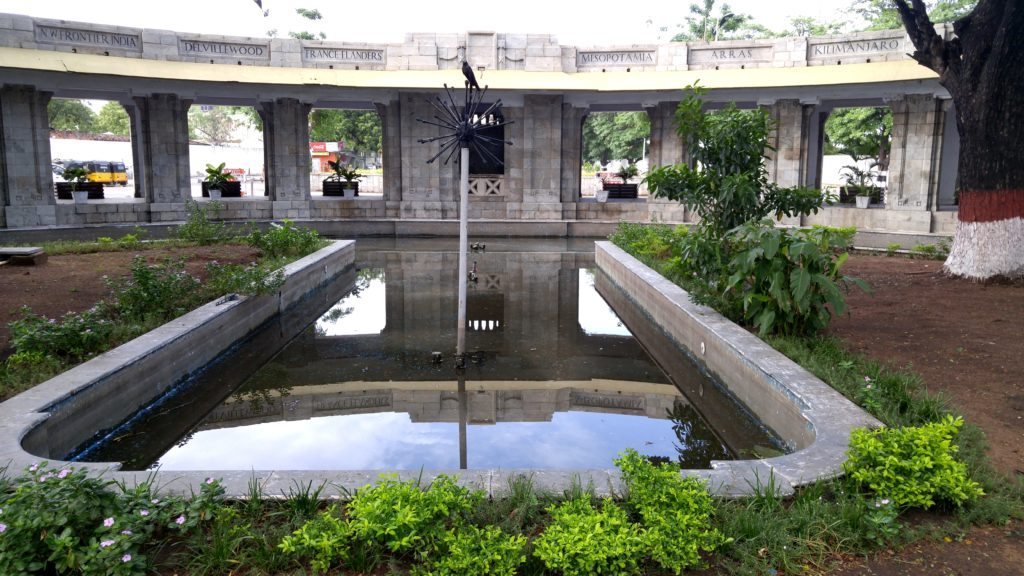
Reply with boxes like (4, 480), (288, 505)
(853, 0), (976, 30)
(188, 106), (237, 146)
(672, 0), (755, 41)
(47, 98), (95, 132)
(786, 16), (845, 36)
(824, 107), (893, 168)
(582, 112), (650, 166)
(309, 109), (382, 153)
(93, 101), (130, 136)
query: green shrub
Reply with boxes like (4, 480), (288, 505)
(8, 306), (114, 362)
(203, 262), (285, 297)
(106, 257), (203, 323)
(244, 220), (322, 259)
(346, 475), (481, 558)
(176, 200), (233, 245)
(885, 242), (901, 257)
(723, 221), (869, 336)
(532, 498), (645, 576)
(421, 525), (526, 576)
(844, 415), (984, 508)
(910, 240), (951, 260)
(279, 506), (351, 575)
(615, 449), (726, 574)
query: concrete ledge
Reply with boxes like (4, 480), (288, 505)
(0, 240), (355, 492)
(595, 241), (880, 494)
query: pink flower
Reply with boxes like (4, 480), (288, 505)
(103, 517), (115, 527)
(122, 554), (132, 563)
(139, 510), (149, 517)
(0, 523), (7, 533)
(175, 515), (186, 525)
(101, 540), (115, 548)
(58, 469), (70, 479)
(121, 530), (133, 536)
(205, 477), (215, 485)
(29, 464), (38, 472)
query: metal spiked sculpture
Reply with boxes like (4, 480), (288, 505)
(416, 67), (513, 369)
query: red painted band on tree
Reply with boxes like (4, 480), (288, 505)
(958, 189), (1024, 223)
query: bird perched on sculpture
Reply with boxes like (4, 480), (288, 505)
(462, 60), (481, 91)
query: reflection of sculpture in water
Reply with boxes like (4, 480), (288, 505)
(666, 400), (733, 469)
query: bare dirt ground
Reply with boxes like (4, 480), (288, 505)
(828, 254), (1024, 576)
(0, 249), (1021, 575)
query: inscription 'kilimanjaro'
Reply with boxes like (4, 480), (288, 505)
(35, 25), (141, 51)
(578, 51), (655, 66)
(811, 39), (901, 57)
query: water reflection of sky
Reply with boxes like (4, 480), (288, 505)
(578, 269), (632, 337)
(154, 411), (679, 471)
(316, 271), (386, 336)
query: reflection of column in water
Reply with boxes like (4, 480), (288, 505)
(458, 373), (467, 470)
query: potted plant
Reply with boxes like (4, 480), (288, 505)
(202, 163), (242, 198)
(323, 161), (361, 198)
(55, 165), (104, 201)
(840, 164), (877, 208)
(601, 163), (640, 199)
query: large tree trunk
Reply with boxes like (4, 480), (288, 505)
(895, 0), (1024, 279)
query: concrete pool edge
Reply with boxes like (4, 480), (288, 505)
(594, 241), (882, 497)
(0, 240), (356, 489)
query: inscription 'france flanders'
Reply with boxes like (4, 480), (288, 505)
(303, 48), (384, 62)
(35, 25), (141, 50)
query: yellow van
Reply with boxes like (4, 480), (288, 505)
(65, 161), (128, 186)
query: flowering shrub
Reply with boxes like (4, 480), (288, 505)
(0, 463), (223, 575)
(245, 220), (323, 259)
(8, 306), (113, 362)
(106, 257), (203, 323)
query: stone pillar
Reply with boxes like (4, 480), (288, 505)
(128, 93), (192, 206)
(1, 85), (56, 228)
(260, 97), (312, 218)
(560, 104), (586, 206)
(935, 99), (959, 209)
(762, 99), (809, 189)
(375, 101), (403, 203)
(645, 102), (689, 223)
(521, 94), (562, 204)
(887, 94), (944, 210)
(646, 101), (686, 168)
(399, 92), (445, 217)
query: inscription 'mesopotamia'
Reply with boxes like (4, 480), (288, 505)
(179, 39), (269, 59)
(811, 39), (901, 57)
(35, 25), (141, 51)
(303, 47), (384, 63)
(577, 51), (656, 66)
(570, 391), (644, 411)
(313, 395), (391, 412)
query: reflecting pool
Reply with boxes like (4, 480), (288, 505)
(73, 239), (780, 471)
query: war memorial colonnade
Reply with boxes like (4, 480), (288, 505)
(0, 14), (961, 237)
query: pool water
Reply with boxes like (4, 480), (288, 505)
(73, 239), (780, 471)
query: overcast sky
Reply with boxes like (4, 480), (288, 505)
(0, 0), (865, 45)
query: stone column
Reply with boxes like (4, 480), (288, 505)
(399, 92), (445, 218)
(521, 95), (562, 204)
(645, 102), (689, 223)
(761, 99), (808, 189)
(887, 94), (944, 210)
(375, 101), (403, 204)
(645, 101), (686, 168)
(260, 97), (312, 219)
(1, 85), (56, 228)
(559, 104), (586, 205)
(935, 99), (959, 209)
(128, 94), (192, 209)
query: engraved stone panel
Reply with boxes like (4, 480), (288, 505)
(808, 37), (902, 60)
(302, 44), (385, 64)
(576, 50), (656, 68)
(35, 24), (141, 51)
(688, 45), (771, 66)
(179, 38), (270, 60)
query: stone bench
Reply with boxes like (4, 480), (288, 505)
(0, 247), (47, 265)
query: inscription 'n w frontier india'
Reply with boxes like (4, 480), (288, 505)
(35, 25), (141, 51)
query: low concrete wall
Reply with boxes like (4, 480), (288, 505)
(594, 241), (880, 495)
(0, 240), (355, 488)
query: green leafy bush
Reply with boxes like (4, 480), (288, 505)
(204, 262), (285, 297)
(279, 506), (351, 574)
(245, 220), (322, 259)
(346, 475), (481, 558)
(844, 415), (984, 508)
(532, 498), (645, 576)
(421, 525), (526, 576)
(615, 449), (726, 574)
(885, 242), (901, 257)
(176, 200), (233, 245)
(723, 221), (869, 336)
(107, 257), (203, 323)
(0, 464), (223, 576)
(8, 306), (113, 362)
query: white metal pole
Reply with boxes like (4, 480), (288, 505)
(456, 146), (470, 361)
